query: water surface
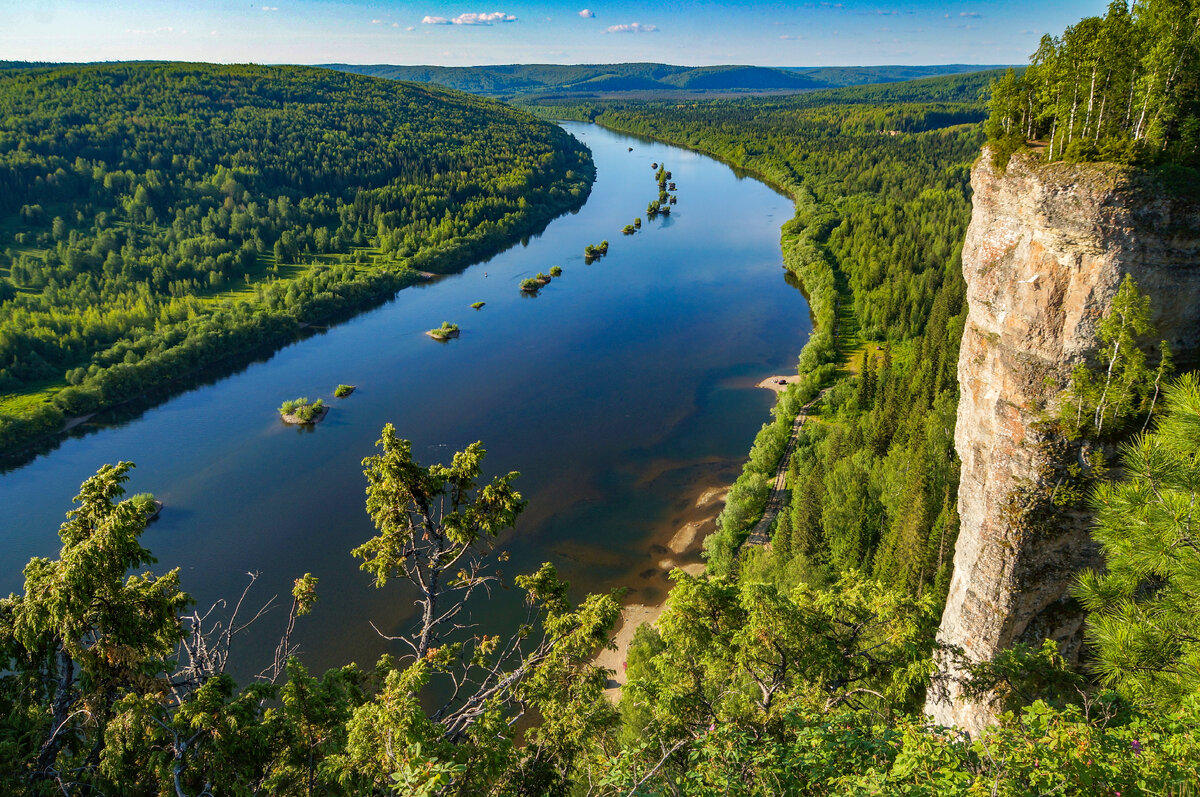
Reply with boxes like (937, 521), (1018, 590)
(0, 123), (809, 676)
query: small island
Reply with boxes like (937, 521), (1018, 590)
(622, 224), (636, 235)
(334, 384), (356, 398)
(279, 397), (328, 425)
(129, 492), (164, 521)
(426, 322), (460, 340)
(584, 240), (609, 262)
(549, 265), (562, 277)
(521, 278), (541, 293)
(535, 272), (552, 285)
(470, 301), (486, 309)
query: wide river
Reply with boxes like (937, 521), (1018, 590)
(0, 123), (809, 677)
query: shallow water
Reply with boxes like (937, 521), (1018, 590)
(0, 122), (809, 676)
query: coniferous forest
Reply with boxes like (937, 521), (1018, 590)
(0, 63), (592, 456)
(4, 1), (1200, 793)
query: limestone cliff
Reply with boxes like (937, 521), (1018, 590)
(926, 150), (1200, 734)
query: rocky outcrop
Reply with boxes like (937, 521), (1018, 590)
(927, 149), (1200, 735)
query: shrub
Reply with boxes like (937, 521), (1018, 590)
(427, 322), (460, 339)
(279, 397), (325, 422)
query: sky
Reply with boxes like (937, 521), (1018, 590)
(1, 0), (1109, 67)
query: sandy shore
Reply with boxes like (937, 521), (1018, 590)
(756, 374), (802, 393)
(594, 484), (728, 702)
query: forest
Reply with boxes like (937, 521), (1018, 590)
(325, 62), (1007, 100)
(0, 62), (593, 457)
(986, 0), (1200, 165)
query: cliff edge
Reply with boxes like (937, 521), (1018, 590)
(927, 150), (1200, 734)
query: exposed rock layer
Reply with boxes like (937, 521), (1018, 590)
(927, 150), (1200, 734)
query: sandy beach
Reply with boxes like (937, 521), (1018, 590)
(594, 485), (728, 702)
(756, 373), (803, 393)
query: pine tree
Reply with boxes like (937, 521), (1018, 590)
(1075, 373), (1200, 708)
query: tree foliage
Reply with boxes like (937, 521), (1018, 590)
(987, 0), (1200, 165)
(1076, 374), (1200, 708)
(0, 62), (592, 455)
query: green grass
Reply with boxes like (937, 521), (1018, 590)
(0, 382), (62, 417)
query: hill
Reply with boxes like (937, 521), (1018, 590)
(322, 62), (1009, 98)
(0, 62), (592, 456)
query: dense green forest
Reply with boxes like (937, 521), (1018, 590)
(326, 62), (1009, 99)
(0, 62), (592, 457)
(987, 0), (1200, 165)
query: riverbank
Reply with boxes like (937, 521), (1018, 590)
(596, 483), (727, 701)
(0, 174), (592, 469)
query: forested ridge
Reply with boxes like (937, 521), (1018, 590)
(325, 62), (1009, 99)
(0, 62), (592, 458)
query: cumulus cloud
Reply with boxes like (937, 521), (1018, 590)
(451, 11), (517, 25)
(579, 8), (595, 17)
(126, 26), (174, 34)
(371, 18), (384, 24)
(605, 22), (656, 33)
(945, 11), (982, 17)
(261, 5), (278, 10)
(406, 25), (416, 30)
(422, 15), (450, 24)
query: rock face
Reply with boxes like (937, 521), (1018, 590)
(926, 150), (1200, 735)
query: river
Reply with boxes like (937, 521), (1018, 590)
(0, 122), (809, 677)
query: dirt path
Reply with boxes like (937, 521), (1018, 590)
(744, 393), (822, 548)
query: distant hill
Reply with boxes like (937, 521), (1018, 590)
(321, 62), (1009, 98)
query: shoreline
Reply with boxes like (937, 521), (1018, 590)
(595, 484), (728, 702)
(756, 373), (803, 393)
(594, 375), (801, 700)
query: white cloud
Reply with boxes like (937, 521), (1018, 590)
(578, 8), (595, 18)
(422, 15), (450, 24)
(261, 5), (278, 11)
(393, 22), (400, 27)
(605, 22), (656, 33)
(406, 25), (416, 30)
(126, 26), (174, 35)
(371, 19), (384, 24)
(452, 12), (517, 25)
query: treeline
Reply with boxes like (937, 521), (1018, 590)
(0, 62), (593, 454)
(542, 76), (982, 602)
(4, 382), (1200, 793)
(987, 0), (1200, 165)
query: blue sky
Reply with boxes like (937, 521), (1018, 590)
(2, 1), (1108, 66)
